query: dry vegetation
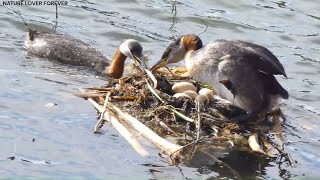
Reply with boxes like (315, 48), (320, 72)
(76, 67), (292, 170)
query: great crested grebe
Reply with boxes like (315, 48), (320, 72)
(24, 29), (144, 78)
(151, 34), (288, 117)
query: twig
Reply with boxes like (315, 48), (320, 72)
(272, 141), (295, 167)
(197, 19), (208, 36)
(169, 136), (208, 162)
(165, 66), (175, 76)
(1, 5), (29, 29)
(201, 112), (227, 121)
(73, 92), (110, 98)
(169, 0), (177, 30)
(155, 119), (179, 136)
(79, 88), (149, 157)
(164, 105), (194, 122)
(52, 4), (58, 33)
(85, 87), (115, 91)
(146, 80), (165, 103)
(108, 103), (182, 155)
(145, 69), (158, 88)
(184, 132), (188, 144)
(94, 92), (111, 132)
(195, 102), (201, 141)
(188, 144), (198, 161)
(127, 51), (159, 91)
(112, 96), (135, 101)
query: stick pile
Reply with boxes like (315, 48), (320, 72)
(76, 67), (293, 167)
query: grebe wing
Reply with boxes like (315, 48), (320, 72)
(235, 40), (287, 78)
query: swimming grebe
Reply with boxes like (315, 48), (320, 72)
(151, 34), (288, 115)
(24, 29), (144, 78)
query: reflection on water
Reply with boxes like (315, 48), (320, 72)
(0, 0), (320, 179)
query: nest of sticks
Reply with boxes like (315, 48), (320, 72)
(76, 67), (293, 175)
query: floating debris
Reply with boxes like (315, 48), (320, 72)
(45, 102), (57, 108)
(248, 133), (266, 154)
(77, 66), (292, 170)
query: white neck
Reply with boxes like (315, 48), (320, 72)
(184, 50), (195, 71)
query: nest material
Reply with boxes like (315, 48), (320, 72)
(79, 68), (292, 176)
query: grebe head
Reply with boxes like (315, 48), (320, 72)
(150, 34), (202, 71)
(119, 39), (144, 61)
(106, 39), (144, 79)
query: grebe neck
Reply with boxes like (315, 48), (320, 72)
(107, 49), (127, 79)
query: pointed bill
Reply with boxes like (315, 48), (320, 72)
(150, 58), (167, 72)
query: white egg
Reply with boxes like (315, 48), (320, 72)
(173, 93), (192, 100)
(195, 94), (209, 105)
(183, 90), (198, 100)
(198, 88), (214, 102)
(172, 82), (197, 93)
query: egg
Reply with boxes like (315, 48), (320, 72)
(172, 82), (197, 93)
(173, 93), (192, 100)
(198, 88), (214, 102)
(195, 94), (209, 105)
(183, 90), (198, 100)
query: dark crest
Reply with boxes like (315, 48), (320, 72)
(194, 35), (203, 50)
(127, 40), (143, 58)
(161, 37), (181, 60)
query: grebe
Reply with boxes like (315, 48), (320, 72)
(151, 34), (288, 116)
(24, 29), (144, 78)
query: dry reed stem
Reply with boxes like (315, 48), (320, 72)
(108, 103), (182, 155)
(79, 89), (149, 157)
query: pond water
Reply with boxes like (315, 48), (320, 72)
(0, 0), (319, 179)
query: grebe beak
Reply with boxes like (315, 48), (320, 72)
(132, 54), (147, 69)
(150, 58), (167, 72)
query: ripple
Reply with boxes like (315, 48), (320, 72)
(297, 104), (320, 115)
(93, 18), (170, 42)
(255, 4), (276, 9)
(294, 54), (320, 64)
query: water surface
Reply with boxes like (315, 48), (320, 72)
(0, 0), (319, 179)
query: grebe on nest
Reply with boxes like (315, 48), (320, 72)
(24, 29), (144, 78)
(151, 34), (288, 119)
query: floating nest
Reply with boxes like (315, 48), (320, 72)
(77, 68), (292, 178)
